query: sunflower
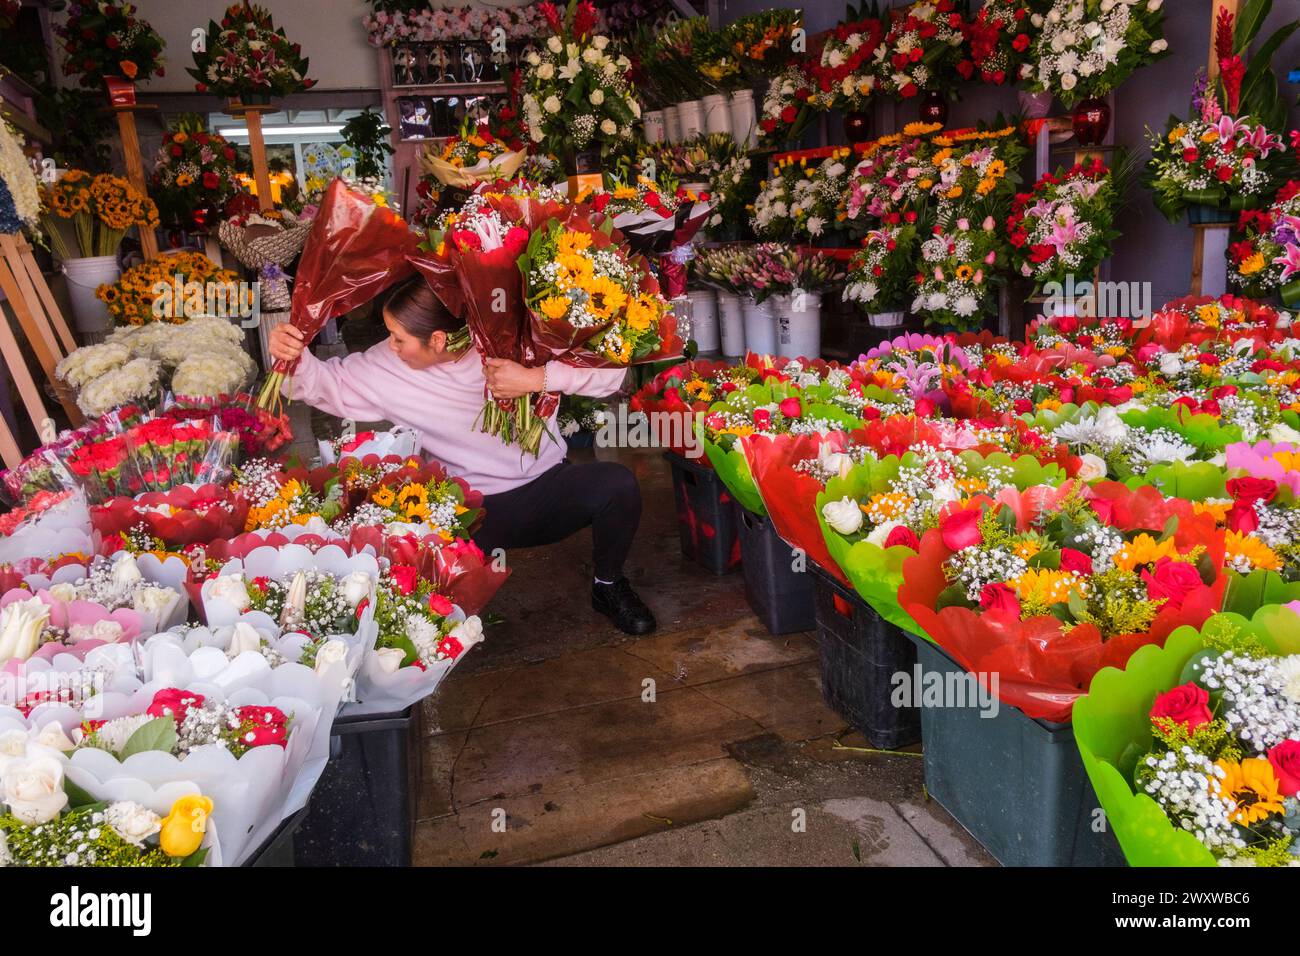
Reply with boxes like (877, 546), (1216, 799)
(584, 275), (627, 320)
(1214, 758), (1285, 825)
(538, 295), (570, 320)
(1192, 499), (1231, 523)
(1112, 534), (1184, 573)
(1007, 568), (1086, 606)
(278, 479), (303, 502)
(557, 230), (594, 257)
(1224, 531), (1282, 571)
(404, 501), (431, 521)
(955, 264), (974, 281)
(1012, 538), (1040, 560)
(397, 482), (428, 506)
(624, 293), (657, 331)
(371, 486), (396, 507)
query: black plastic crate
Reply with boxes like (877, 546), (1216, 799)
(909, 635), (1124, 867)
(736, 506), (814, 635)
(810, 563), (920, 749)
(243, 804), (309, 867)
(664, 451), (741, 575)
(294, 705), (419, 867)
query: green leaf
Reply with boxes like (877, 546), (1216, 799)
(119, 717), (179, 760)
(1239, 20), (1299, 116)
(1233, 0), (1271, 53)
(1067, 590), (1089, 622)
(63, 779), (100, 809)
(935, 584), (969, 612)
(180, 847), (209, 867)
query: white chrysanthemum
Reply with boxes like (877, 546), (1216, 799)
(1277, 655), (1300, 704)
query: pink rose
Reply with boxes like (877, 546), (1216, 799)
(939, 508), (983, 551)
(1267, 739), (1300, 796)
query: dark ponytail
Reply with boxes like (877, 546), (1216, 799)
(383, 277), (463, 340)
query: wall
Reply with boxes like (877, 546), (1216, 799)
(717, 0), (1300, 307)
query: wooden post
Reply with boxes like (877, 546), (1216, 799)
(0, 234), (77, 354)
(227, 104), (278, 213)
(0, 296), (50, 441)
(0, 237), (82, 425)
(109, 105), (160, 260)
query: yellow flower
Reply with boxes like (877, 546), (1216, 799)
(624, 293), (656, 331)
(556, 229), (594, 256)
(918, 178), (935, 190)
(159, 794), (213, 858)
(539, 295), (570, 320)
(986, 159), (1007, 179)
(372, 486), (396, 507)
(1112, 534), (1184, 573)
(1036, 398), (1063, 412)
(584, 274), (627, 320)
(278, 479), (302, 502)
(1200, 129), (1220, 143)
(861, 492), (913, 522)
(1224, 531), (1282, 571)
(931, 148), (953, 166)
(1239, 253), (1267, 276)
(976, 177), (997, 196)
(398, 482), (428, 505)
(1007, 568), (1086, 605)
(405, 501), (431, 521)
(612, 185), (639, 200)
(1192, 499), (1231, 523)
(955, 264), (974, 281)
(946, 185), (964, 199)
(1168, 125), (1187, 142)
(1214, 758), (1284, 825)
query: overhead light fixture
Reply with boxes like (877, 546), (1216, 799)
(217, 124), (344, 137)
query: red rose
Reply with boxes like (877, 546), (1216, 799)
(720, 381), (738, 394)
(883, 525), (920, 550)
(1149, 681), (1213, 731)
(900, 82), (919, 98)
(979, 582), (1021, 615)
(1182, 147), (1199, 163)
(1226, 476), (1277, 504)
(428, 592), (454, 617)
(232, 705), (288, 748)
(148, 688), (205, 723)
(503, 226), (531, 256)
(939, 508), (983, 552)
(1090, 497), (1116, 525)
(915, 397), (936, 418)
(779, 396), (802, 419)
(1268, 739), (1300, 797)
(591, 192), (611, 212)
(1225, 502), (1258, 534)
(1140, 557), (1203, 611)
(202, 171), (220, 190)
(753, 408), (772, 429)
(1029, 243), (1056, 263)
(760, 118), (778, 133)
(780, 105), (797, 124)
(170, 145), (183, 157)
(223, 146), (236, 161)
(390, 564), (419, 595)
(1216, 166), (1234, 182)
(1059, 548), (1093, 576)
(1013, 398), (1033, 414)
(1211, 385), (1238, 399)
(1012, 33), (1030, 51)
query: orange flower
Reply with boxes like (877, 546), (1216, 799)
(120, 61), (139, 79)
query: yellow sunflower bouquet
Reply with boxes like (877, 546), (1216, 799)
(39, 170), (159, 260)
(519, 212), (683, 370)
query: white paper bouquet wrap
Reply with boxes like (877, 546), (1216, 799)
(244, 517), (348, 543)
(421, 148), (526, 190)
(317, 426), (423, 466)
(0, 491), (94, 564)
(344, 605), (484, 717)
(0, 642), (143, 712)
(27, 551), (190, 635)
(36, 676), (332, 866)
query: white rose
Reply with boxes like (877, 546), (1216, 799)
(822, 497), (864, 535)
(104, 801), (162, 847)
(3, 756), (67, 825)
(1157, 352), (1182, 377)
(34, 722), (75, 753)
(1060, 73), (1077, 91)
(1269, 422), (1300, 445)
(0, 596), (49, 664)
(538, 62), (555, 80)
(547, 35), (562, 53)
(133, 586), (179, 617)
(594, 35), (609, 50)
(449, 615), (484, 649)
(583, 46), (600, 64)
(1076, 453), (1108, 481)
(600, 118), (617, 135)
(525, 51), (541, 66)
(283, 571), (307, 621)
(69, 619), (124, 644)
(818, 443), (854, 480)
(866, 519), (901, 548)
(589, 88), (604, 106)
(209, 575), (251, 613)
(630, 99), (641, 119)
(227, 622), (263, 657)
(47, 582), (78, 604)
(340, 571), (373, 608)
(543, 95), (562, 114)
(110, 554), (143, 588)
(374, 647), (406, 674)
(313, 639), (349, 681)
(1148, 0), (1163, 9)
(0, 730), (28, 759)
(1150, 39), (1168, 53)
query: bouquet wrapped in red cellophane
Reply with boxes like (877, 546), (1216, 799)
(257, 178), (419, 412)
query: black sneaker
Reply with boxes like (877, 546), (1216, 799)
(592, 577), (657, 635)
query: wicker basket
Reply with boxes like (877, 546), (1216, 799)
(218, 218), (313, 310)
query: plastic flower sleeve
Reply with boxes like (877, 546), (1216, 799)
(702, 435), (767, 517)
(1222, 568), (1300, 617)
(1121, 461), (1228, 498)
(1073, 606), (1300, 866)
(90, 484), (250, 550)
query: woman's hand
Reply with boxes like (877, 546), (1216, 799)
(269, 323), (306, 364)
(484, 358), (546, 399)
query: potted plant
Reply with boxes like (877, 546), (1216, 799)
(56, 2), (166, 104)
(189, 2), (316, 106)
(151, 116), (248, 231)
(843, 217), (920, 327)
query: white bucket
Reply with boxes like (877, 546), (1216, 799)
(62, 255), (120, 334)
(741, 296), (776, 356)
(677, 99), (704, 141)
(869, 311), (906, 328)
(717, 291), (745, 357)
(643, 110), (666, 144)
(662, 104), (682, 144)
(773, 291), (821, 359)
(688, 289), (719, 352)
(703, 94), (731, 137)
(729, 89), (757, 149)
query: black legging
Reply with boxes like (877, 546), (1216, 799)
(472, 460), (641, 582)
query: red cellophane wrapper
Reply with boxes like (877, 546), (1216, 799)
(629, 358), (734, 461)
(898, 483), (1226, 723)
(348, 528), (508, 616)
(411, 192), (565, 418)
(274, 179), (419, 377)
(1139, 294), (1287, 351)
(524, 207), (684, 369)
(91, 485), (251, 551)
(743, 430), (856, 587)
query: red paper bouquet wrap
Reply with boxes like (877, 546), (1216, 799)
(92, 484), (251, 551)
(898, 484), (1226, 723)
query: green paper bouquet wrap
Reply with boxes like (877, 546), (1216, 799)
(1119, 405), (1245, 454)
(1122, 460), (1229, 497)
(1073, 607), (1300, 867)
(815, 451), (1076, 638)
